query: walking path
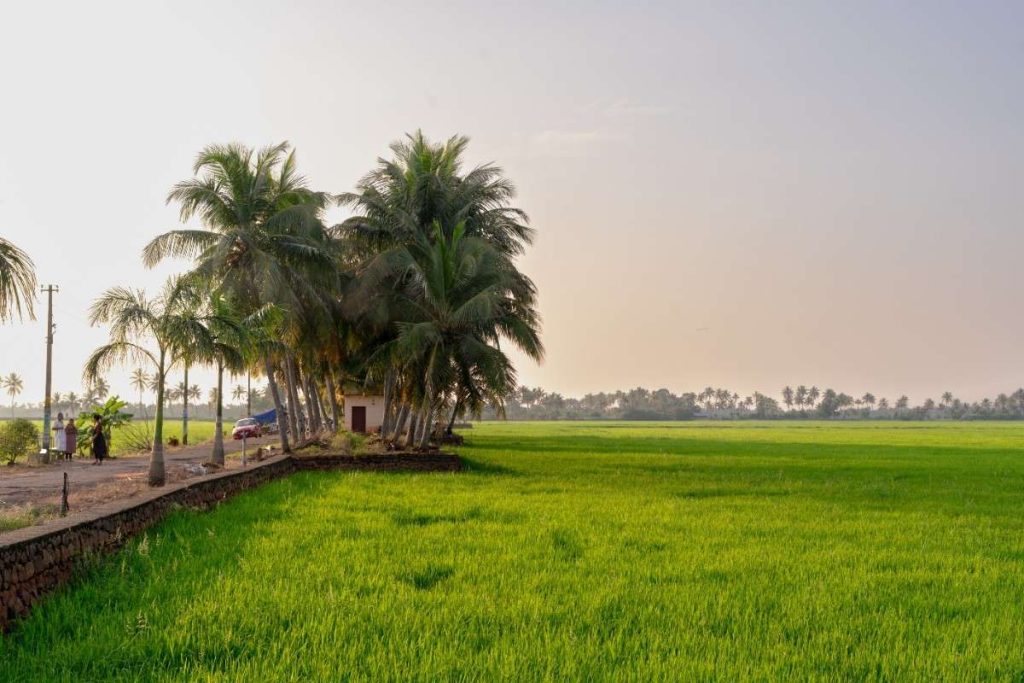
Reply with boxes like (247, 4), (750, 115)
(0, 437), (267, 507)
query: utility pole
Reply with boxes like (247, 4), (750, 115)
(40, 285), (58, 462)
(247, 371), (252, 417)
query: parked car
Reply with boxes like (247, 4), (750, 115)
(231, 418), (262, 440)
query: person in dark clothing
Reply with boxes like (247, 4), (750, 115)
(91, 413), (108, 465)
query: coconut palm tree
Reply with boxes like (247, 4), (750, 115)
(165, 386), (182, 415)
(178, 380), (202, 443)
(94, 377), (110, 400)
(169, 280), (250, 466)
(0, 237), (37, 323)
(339, 131), (534, 258)
(2, 373), (23, 417)
(940, 391), (954, 410)
(207, 304), (250, 465)
(339, 131), (546, 435)
(232, 385), (245, 404)
(143, 142), (336, 453)
(84, 279), (216, 486)
(130, 368), (150, 415)
(81, 385), (100, 411)
(66, 391), (80, 416)
(362, 222), (543, 447)
(794, 385), (808, 412)
(808, 386), (821, 409)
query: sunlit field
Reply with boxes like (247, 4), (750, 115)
(25, 419), (225, 457)
(3, 421), (1024, 680)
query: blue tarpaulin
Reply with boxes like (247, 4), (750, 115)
(252, 408), (277, 425)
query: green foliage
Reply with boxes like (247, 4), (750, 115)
(3, 421), (1024, 679)
(0, 418), (39, 465)
(0, 237), (37, 322)
(75, 397), (133, 455)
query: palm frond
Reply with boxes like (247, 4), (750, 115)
(0, 237), (37, 322)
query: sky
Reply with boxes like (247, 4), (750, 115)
(1, 0), (1022, 408)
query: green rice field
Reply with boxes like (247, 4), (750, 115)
(2, 421), (1024, 680)
(26, 419), (225, 457)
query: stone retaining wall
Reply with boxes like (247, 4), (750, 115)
(0, 451), (460, 633)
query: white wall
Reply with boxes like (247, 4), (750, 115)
(343, 394), (385, 433)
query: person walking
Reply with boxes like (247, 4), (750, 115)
(52, 412), (67, 458)
(64, 417), (78, 460)
(90, 413), (108, 465)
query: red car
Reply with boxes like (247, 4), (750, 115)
(231, 418), (262, 440)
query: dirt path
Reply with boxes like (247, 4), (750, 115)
(0, 436), (273, 508)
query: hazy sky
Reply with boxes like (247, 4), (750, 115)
(1, 0), (1022, 407)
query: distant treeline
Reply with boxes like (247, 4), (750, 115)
(482, 386), (1024, 421)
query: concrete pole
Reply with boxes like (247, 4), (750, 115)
(40, 285), (58, 461)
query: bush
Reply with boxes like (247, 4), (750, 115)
(119, 422), (153, 453)
(0, 419), (40, 465)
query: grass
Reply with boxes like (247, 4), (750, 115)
(2, 421), (1024, 680)
(112, 419), (223, 455)
(0, 505), (57, 533)
(26, 419), (225, 457)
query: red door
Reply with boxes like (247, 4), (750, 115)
(351, 406), (367, 433)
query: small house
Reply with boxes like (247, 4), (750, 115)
(343, 393), (385, 433)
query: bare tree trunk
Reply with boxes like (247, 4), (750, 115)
(263, 355), (291, 453)
(391, 403), (410, 442)
(324, 371), (340, 432)
(211, 359), (225, 466)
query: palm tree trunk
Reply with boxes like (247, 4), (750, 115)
(182, 363), (189, 446)
(282, 359), (301, 441)
(404, 412), (419, 449)
(294, 358), (311, 434)
(315, 380), (329, 431)
(418, 402), (435, 449)
(286, 358), (306, 438)
(381, 371), (397, 436)
(294, 359), (312, 434)
(446, 397), (462, 435)
(149, 354), (167, 486)
(304, 373), (322, 433)
(324, 371), (340, 432)
(391, 403), (410, 442)
(211, 359), (225, 466)
(314, 377), (325, 432)
(263, 355), (291, 453)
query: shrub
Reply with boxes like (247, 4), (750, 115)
(167, 436), (180, 447)
(0, 419), (40, 465)
(119, 422), (153, 453)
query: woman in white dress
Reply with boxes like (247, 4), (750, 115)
(53, 412), (67, 457)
